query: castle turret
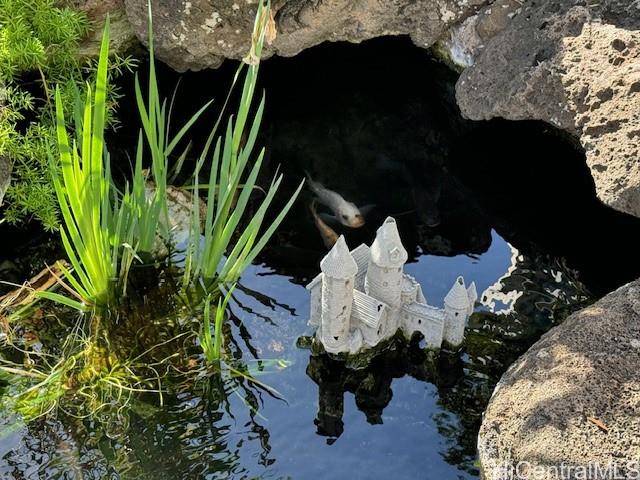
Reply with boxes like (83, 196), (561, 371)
(466, 282), (478, 316)
(443, 276), (472, 347)
(320, 235), (358, 353)
(365, 217), (408, 336)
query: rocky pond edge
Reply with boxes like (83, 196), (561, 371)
(478, 278), (640, 479)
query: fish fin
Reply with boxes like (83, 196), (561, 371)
(318, 212), (341, 228)
(388, 208), (416, 217)
(323, 236), (338, 250)
(358, 204), (377, 216)
(304, 171), (323, 195)
(309, 199), (320, 217)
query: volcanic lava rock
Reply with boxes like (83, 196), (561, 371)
(122, 0), (488, 72)
(456, 1), (640, 218)
(478, 278), (640, 479)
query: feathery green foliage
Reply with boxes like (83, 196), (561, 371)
(0, 0), (86, 82)
(0, 0), (88, 228)
(0, 0), (134, 230)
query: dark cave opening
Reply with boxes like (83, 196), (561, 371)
(4, 35), (640, 298)
(111, 35), (640, 297)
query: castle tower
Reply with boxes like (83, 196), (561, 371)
(365, 218), (408, 336)
(320, 235), (358, 353)
(443, 276), (472, 347)
(466, 281), (478, 316)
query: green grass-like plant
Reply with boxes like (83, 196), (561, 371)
(38, 6), (212, 309)
(38, 19), (137, 310)
(184, 0), (303, 286)
(0, 324), (171, 423)
(3, 0), (299, 428)
(128, 2), (212, 254)
(200, 286), (235, 363)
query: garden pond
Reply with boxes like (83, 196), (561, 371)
(1, 37), (640, 479)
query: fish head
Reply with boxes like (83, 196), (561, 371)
(337, 202), (366, 228)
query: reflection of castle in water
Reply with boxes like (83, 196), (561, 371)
(304, 337), (465, 443)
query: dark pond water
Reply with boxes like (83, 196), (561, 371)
(2, 36), (640, 479)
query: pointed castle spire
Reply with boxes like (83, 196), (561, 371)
(321, 235), (358, 279)
(445, 276), (470, 311)
(370, 217), (408, 268)
(466, 281), (478, 315)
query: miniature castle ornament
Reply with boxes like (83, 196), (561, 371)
(306, 217), (477, 355)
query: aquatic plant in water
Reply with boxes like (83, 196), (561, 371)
(183, 1), (303, 288)
(0, 0), (299, 430)
(38, 20), (137, 310)
(200, 287), (235, 363)
(128, 3), (212, 254)
(40, 8), (211, 309)
(0, 319), (176, 424)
